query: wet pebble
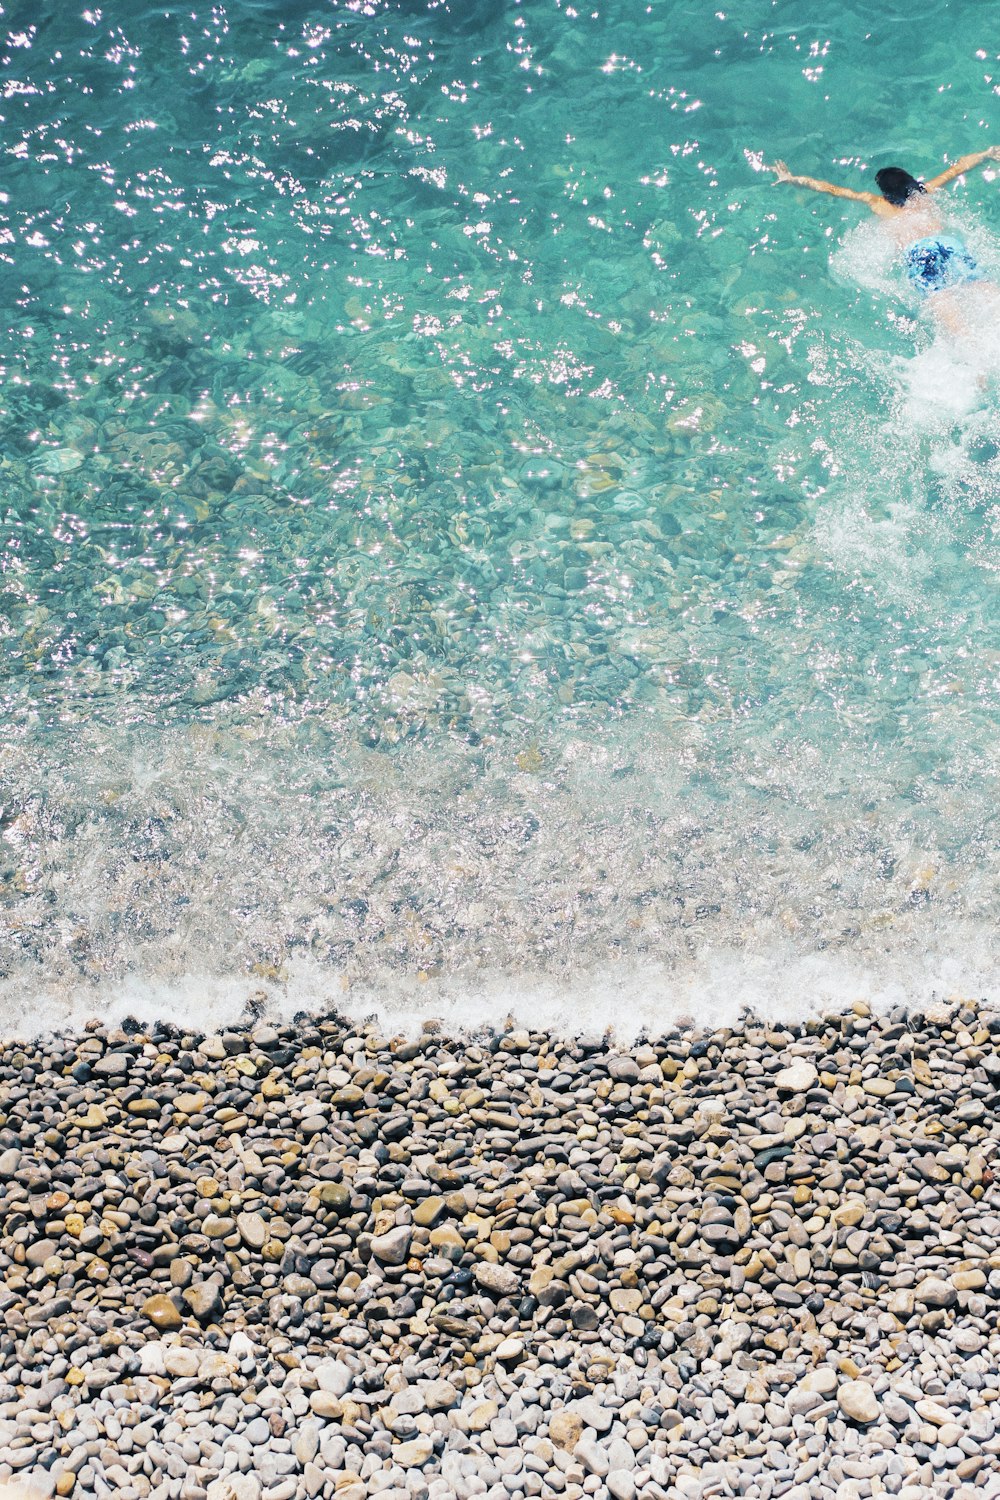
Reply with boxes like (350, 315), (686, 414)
(1, 1006), (1000, 1500)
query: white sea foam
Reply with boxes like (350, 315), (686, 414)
(2, 701), (999, 1040)
(3, 931), (1000, 1043)
(830, 210), (1000, 428)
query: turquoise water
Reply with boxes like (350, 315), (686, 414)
(3, 0), (1000, 1034)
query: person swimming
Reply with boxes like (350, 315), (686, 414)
(765, 147), (1000, 345)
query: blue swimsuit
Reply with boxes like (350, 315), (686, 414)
(905, 234), (982, 296)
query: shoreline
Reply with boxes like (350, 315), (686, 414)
(1, 1000), (999, 1500)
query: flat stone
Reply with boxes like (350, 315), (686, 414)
(176, 1091), (211, 1114)
(92, 1053), (131, 1075)
(413, 1195), (446, 1228)
(832, 1200), (866, 1228)
(774, 1061), (818, 1093)
(127, 1097), (161, 1117)
(736, 1402), (763, 1435)
(495, 1337), (524, 1361)
(610, 1288), (643, 1314)
(202, 1214), (235, 1238)
(294, 1424), (320, 1465)
(138, 1341), (167, 1375)
(236, 1211), (269, 1250)
(838, 1380), (880, 1424)
(701, 1222), (741, 1250)
(393, 1435), (434, 1467)
(473, 1262), (520, 1297)
(607, 1439), (636, 1472)
(529, 1265), (555, 1295)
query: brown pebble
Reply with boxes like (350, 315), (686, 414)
(141, 1294), (183, 1331)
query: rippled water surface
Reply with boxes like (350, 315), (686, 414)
(3, 0), (1000, 1034)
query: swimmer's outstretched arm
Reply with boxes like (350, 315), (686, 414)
(766, 160), (879, 205)
(925, 146), (1000, 192)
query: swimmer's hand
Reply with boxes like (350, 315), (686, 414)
(988, 145), (1000, 162)
(745, 151), (794, 184)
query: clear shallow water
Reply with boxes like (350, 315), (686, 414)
(3, 0), (1000, 1036)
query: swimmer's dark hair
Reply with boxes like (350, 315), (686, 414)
(875, 167), (927, 206)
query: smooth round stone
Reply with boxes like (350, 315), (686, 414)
(141, 1295), (184, 1331)
(838, 1381), (880, 1424)
(25, 1239), (59, 1269)
(422, 1379), (460, 1412)
(237, 1211), (268, 1249)
(315, 1183), (351, 1213)
(608, 1056), (640, 1082)
(310, 1392), (343, 1419)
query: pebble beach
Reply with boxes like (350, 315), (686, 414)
(1, 1000), (999, 1500)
